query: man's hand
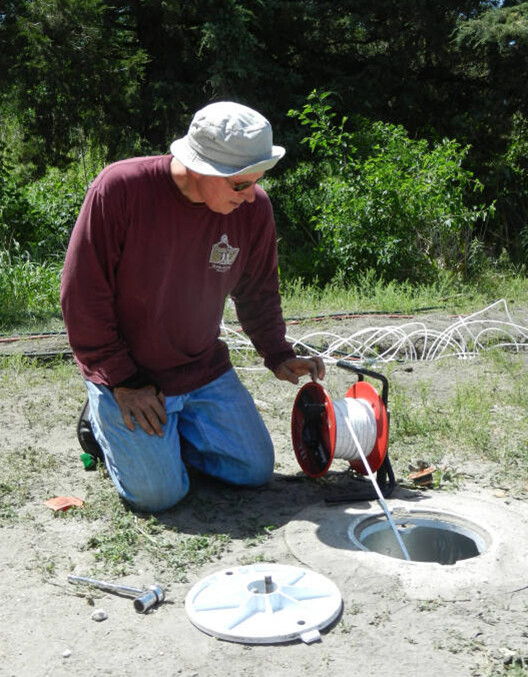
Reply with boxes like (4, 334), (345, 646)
(273, 356), (326, 385)
(113, 385), (167, 436)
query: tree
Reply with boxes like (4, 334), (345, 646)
(269, 91), (490, 284)
(453, 3), (528, 255)
(1, 1), (527, 266)
(4, 0), (148, 168)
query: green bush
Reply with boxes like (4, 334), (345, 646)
(0, 246), (62, 327)
(0, 124), (104, 259)
(0, 124), (102, 327)
(23, 143), (105, 259)
(0, 147), (33, 251)
(269, 91), (492, 285)
(24, 166), (93, 259)
(500, 112), (528, 262)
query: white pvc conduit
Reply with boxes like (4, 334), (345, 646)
(224, 299), (528, 368)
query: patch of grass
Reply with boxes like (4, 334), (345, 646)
(66, 473), (232, 579)
(237, 552), (275, 566)
(0, 248), (62, 330)
(29, 550), (58, 580)
(279, 269), (528, 319)
(0, 352), (38, 379)
(387, 351), (528, 491)
(242, 520), (276, 547)
(0, 445), (61, 521)
(391, 380), (451, 440)
(0, 353), (80, 389)
(214, 270), (528, 326)
(155, 532), (231, 581)
(0, 355), (84, 430)
(485, 659), (528, 677)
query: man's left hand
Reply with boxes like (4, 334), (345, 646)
(273, 356), (325, 385)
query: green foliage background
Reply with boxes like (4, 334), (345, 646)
(271, 92), (492, 284)
(1, 0), (528, 324)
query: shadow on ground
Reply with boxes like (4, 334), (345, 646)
(153, 468), (422, 540)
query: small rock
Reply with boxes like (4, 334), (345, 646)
(62, 649), (72, 658)
(254, 398), (270, 412)
(91, 609), (108, 622)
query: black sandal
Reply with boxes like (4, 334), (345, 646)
(77, 399), (105, 469)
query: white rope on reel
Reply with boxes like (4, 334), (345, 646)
(332, 398), (377, 462)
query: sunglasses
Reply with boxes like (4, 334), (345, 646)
(226, 177), (262, 192)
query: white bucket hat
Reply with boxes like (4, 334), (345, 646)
(170, 102), (285, 177)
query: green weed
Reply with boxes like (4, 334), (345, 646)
(0, 445), (61, 520)
(0, 247), (62, 329)
(279, 269), (528, 319)
(387, 350), (528, 491)
(486, 659), (528, 677)
(67, 474), (232, 578)
(243, 521), (276, 548)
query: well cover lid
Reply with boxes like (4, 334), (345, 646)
(185, 563), (342, 644)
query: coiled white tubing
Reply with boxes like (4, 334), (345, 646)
(224, 299), (528, 370)
(332, 398), (377, 461)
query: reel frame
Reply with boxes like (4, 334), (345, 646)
(291, 360), (395, 501)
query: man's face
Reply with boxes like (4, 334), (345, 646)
(191, 171), (265, 215)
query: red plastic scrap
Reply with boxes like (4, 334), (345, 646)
(44, 496), (85, 511)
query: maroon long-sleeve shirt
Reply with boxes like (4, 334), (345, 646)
(60, 155), (295, 395)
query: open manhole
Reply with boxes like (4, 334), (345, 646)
(347, 509), (491, 564)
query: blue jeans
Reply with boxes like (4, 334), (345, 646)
(85, 369), (274, 512)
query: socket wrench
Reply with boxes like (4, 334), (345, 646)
(68, 574), (165, 613)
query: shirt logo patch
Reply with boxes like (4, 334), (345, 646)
(209, 234), (239, 273)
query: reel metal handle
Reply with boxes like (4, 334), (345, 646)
(336, 360), (389, 407)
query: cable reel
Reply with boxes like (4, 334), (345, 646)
(291, 360), (395, 500)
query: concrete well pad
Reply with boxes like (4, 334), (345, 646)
(285, 491), (528, 601)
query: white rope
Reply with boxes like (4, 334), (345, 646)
(224, 299), (528, 369)
(319, 394), (410, 559)
(341, 412), (412, 561)
(333, 398), (377, 461)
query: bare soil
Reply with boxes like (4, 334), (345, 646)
(1, 313), (528, 677)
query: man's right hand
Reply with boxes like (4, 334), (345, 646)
(113, 385), (167, 437)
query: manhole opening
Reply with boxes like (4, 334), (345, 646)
(348, 511), (491, 565)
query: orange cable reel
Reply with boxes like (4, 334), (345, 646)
(291, 378), (389, 479)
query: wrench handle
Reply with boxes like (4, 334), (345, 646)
(68, 574), (142, 597)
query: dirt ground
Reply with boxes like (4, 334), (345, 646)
(2, 309), (528, 677)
